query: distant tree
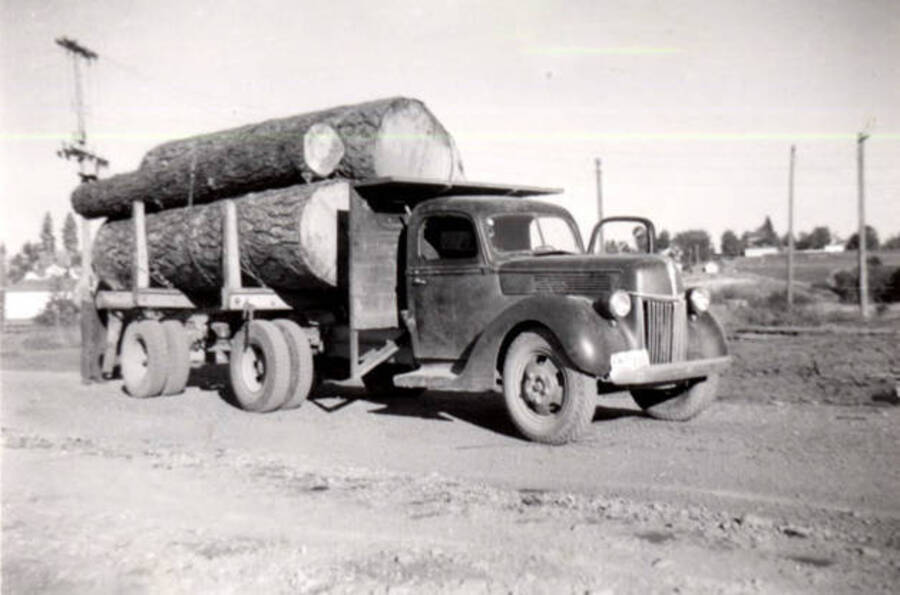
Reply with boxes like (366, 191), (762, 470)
(7, 241), (42, 283)
(40, 212), (56, 254)
(720, 230), (742, 257)
(882, 233), (900, 251)
(673, 229), (713, 264)
(845, 225), (880, 251)
(656, 229), (670, 251)
(807, 226), (832, 250)
(62, 212), (78, 254)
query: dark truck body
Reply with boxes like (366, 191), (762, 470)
(90, 177), (729, 444)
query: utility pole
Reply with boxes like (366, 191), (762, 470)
(55, 37), (108, 181)
(857, 132), (869, 320)
(56, 36), (107, 383)
(786, 145), (796, 309)
(594, 157), (603, 251)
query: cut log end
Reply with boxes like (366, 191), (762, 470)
(303, 123), (345, 177)
(373, 100), (463, 181)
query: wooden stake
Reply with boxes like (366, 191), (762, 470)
(132, 201), (149, 290)
(221, 199), (242, 309)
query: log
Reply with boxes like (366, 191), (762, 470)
(73, 97), (464, 218)
(92, 181), (350, 292)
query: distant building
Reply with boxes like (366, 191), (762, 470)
(702, 261), (720, 274)
(744, 246), (780, 258)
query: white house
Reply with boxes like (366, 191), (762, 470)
(744, 246), (780, 258)
(1, 277), (76, 322)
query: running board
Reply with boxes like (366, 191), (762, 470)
(393, 363), (459, 389)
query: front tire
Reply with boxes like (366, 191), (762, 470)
(631, 375), (719, 421)
(502, 330), (595, 444)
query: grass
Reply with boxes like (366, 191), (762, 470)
(730, 250), (900, 287)
(1, 324), (82, 371)
(708, 281), (899, 328)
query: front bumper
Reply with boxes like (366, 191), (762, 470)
(607, 354), (731, 386)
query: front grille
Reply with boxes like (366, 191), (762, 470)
(532, 272), (614, 294)
(642, 298), (687, 364)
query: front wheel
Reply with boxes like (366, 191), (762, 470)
(502, 330), (595, 444)
(630, 375), (719, 421)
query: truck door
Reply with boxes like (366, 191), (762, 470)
(407, 212), (493, 360)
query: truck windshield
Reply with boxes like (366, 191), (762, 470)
(486, 214), (581, 256)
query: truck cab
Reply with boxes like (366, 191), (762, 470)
(351, 179), (730, 443)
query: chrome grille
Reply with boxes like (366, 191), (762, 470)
(642, 298), (687, 364)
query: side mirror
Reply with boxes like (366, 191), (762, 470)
(588, 217), (656, 254)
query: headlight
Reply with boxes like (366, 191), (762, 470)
(688, 287), (710, 313)
(607, 290), (632, 318)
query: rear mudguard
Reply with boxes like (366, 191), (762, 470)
(451, 294), (638, 391)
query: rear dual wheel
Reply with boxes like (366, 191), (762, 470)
(228, 319), (314, 412)
(272, 319), (315, 410)
(120, 319), (191, 398)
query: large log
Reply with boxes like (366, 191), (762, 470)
(92, 181), (350, 292)
(73, 97), (464, 218)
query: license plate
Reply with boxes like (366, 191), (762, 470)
(610, 349), (650, 372)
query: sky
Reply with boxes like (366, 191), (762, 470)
(1, 0), (898, 255)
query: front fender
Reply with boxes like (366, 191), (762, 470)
(687, 311), (729, 359)
(453, 295), (635, 390)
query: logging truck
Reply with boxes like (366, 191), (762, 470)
(85, 177), (730, 444)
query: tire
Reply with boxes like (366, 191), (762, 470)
(631, 375), (719, 421)
(229, 320), (291, 412)
(273, 319), (315, 410)
(120, 320), (168, 398)
(160, 320), (191, 395)
(502, 330), (595, 444)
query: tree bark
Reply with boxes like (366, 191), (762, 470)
(73, 97), (464, 219)
(92, 182), (349, 292)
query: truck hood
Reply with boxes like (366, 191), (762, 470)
(497, 254), (683, 297)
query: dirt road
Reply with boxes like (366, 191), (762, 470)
(2, 361), (898, 593)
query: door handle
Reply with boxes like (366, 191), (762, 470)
(412, 277), (428, 286)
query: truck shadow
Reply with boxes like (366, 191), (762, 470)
(311, 383), (644, 441)
(185, 366), (643, 440)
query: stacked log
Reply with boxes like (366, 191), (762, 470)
(93, 181), (349, 292)
(73, 97), (464, 219)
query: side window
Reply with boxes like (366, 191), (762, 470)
(420, 215), (478, 261)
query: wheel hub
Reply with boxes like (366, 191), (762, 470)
(240, 346), (266, 392)
(521, 358), (563, 415)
